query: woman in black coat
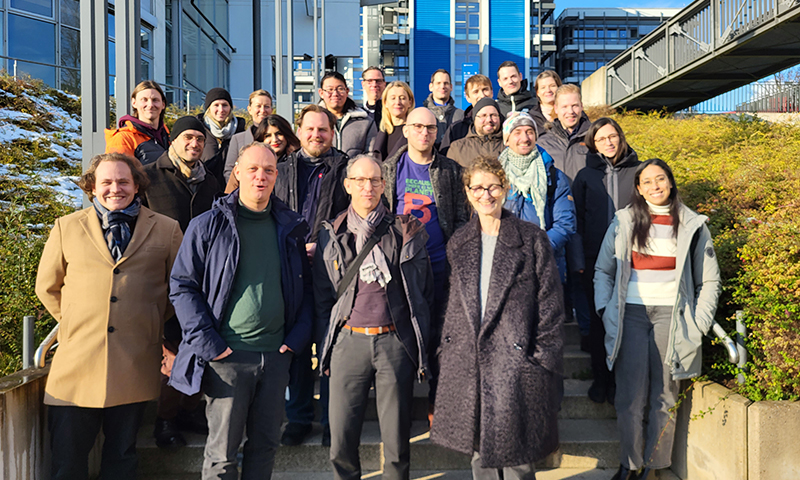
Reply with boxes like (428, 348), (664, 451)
(431, 156), (564, 479)
(573, 117), (641, 406)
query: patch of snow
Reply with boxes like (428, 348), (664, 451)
(0, 109), (33, 121)
(0, 120), (42, 142)
(0, 89), (17, 98)
(46, 175), (83, 209)
(47, 141), (82, 162)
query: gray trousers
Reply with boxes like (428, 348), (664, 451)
(328, 329), (415, 480)
(470, 452), (536, 480)
(615, 304), (679, 470)
(201, 350), (292, 480)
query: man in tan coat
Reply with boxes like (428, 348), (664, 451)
(36, 152), (182, 480)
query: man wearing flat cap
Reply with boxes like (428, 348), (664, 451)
(141, 115), (222, 448)
(446, 97), (505, 168)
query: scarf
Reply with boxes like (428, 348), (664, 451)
(500, 147), (548, 223)
(346, 202), (392, 288)
(203, 110), (238, 143)
(93, 197), (141, 262)
(169, 146), (207, 187)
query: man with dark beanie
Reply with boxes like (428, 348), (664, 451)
(199, 87), (246, 187)
(141, 115), (221, 449)
(446, 97), (505, 168)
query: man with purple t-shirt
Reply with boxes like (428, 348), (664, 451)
(383, 107), (469, 409)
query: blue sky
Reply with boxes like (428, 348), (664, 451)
(554, 0), (690, 16)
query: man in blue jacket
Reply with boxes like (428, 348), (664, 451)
(169, 142), (313, 480)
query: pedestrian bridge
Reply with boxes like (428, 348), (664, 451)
(603, 0), (800, 111)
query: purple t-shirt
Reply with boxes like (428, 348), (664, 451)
(395, 153), (447, 267)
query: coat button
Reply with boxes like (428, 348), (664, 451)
(513, 343), (523, 351)
(113, 268), (120, 274)
(108, 326), (115, 333)
(110, 296), (118, 303)
(444, 336), (451, 343)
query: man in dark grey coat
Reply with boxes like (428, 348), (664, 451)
(422, 69), (464, 148)
(315, 155), (434, 480)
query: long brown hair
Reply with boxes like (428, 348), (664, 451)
(630, 158), (682, 252)
(130, 80), (167, 126)
(254, 114), (300, 157)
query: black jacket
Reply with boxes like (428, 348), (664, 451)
(496, 79), (539, 117)
(141, 152), (222, 232)
(439, 104), (474, 156)
(572, 147), (641, 264)
(274, 148), (349, 242)
(430, 211), (564, 467)
(382, 145), (470, 243)
(536, 114), (592, 184)
(422, 94), (465, 148)
(199, 115), (247, 187)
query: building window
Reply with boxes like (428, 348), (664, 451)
(11, 0), (51, 17)
(60, 0), (78, 28)
(8, 13), (56, 86)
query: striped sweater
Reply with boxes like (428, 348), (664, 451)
(626, 202), (677, 306)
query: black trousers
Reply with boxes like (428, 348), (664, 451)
(48, 401), (147, 480)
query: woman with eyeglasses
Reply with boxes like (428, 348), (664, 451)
(431, 155), (564, 480)
(373, 81), (415, 161)
(594, 158), (720, 480)
(573, 117), (641, 405)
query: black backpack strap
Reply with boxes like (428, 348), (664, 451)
(336, 216), (392, 299)
(547, 164), (557, 202)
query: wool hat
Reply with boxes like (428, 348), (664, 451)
(474, 97), (501, 117)
(502, 112), (538, 142)
(170, 116), (207, 141)
(203, 87), (233, 111)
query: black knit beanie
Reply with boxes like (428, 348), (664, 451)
(474, 97), (501, 118)
(204, 87), (233, 111)
(170, 116), (207, 141)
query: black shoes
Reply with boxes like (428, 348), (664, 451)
(580, 335), (591, 353)
(281, 422), (313, 446)
(610, 464), (636, 480)
(176, 407), (209, 435)
(321, 424), (331, 447)
(588, 379), (607, 404)
(154, 417), (187, 448)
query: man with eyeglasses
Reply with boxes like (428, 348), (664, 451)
(422, 69), (465, 149)
(314, 154), (434, 480)
(382, 107), (469, 414)
(439, 74), (493, 155)
(275, 104), (350, 447)
(361, 66), (386, 125)
(141, 116), (222, 449)
(447, 97), (505, 169)
(318, 71), (377, 158)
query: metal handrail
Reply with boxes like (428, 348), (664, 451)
(711, 322), (739, 364)
(33, 325), (59, 369)
(0, 54), (80, 73)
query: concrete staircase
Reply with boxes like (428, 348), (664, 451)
(135, 323), (678, 479)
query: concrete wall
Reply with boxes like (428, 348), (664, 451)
(581, 66), (607, 107)
(748, 401), (800, 480)
(0, 367), (50, 479)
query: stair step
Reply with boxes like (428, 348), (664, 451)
(560, 380), (616, 420)
(137, 419), (620, 474)
(564, 321), (583, 346)
(563, 345), (592, 380)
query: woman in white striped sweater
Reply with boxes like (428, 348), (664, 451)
(593, 158), (722, 480)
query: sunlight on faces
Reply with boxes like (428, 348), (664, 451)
(172, 130), (205, 162)
(474, 106), (501, 136)
(465, 83), (492, 105)
(429, 72), (453, 103)
(263, 126), (287, 156)
(319, 77), (349, 113)
(247, 95), (273, 125)
(636, 164), (672, 206)
(299, 111), (333, 157)
(344, 157), (385, 217)
(92, 160), (139, 211)
(403, 108), (437, 153)
(593, 124), (620, 160)
(386, 86), (411, 123)
(556, 92), (583, 130)
(506, 125), (537, 156)
(208, 99), (232, 123)
(536, 77), (559, 105)
(466, 170), (505, 219)
(235, 145), (278, 211)
(498, 66), (521, 95)
(361, 70), (386, 104)
(131, 88), (164, 126)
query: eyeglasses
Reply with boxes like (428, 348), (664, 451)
(322, 87), (348, 94)
(476, 113), (500, 121)
(594, 133), (620, 144)
(348, 177), (383, 188)
(407, 123), (437, 134)
(363, 79), (386, 85)
(180, 133), (205, 144)
(468, 184), (504, 197)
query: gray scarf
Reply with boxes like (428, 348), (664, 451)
(169, 146), (207, 188)
(204, 110), (238, 142)
(93, 197), (141, 262)
(499, 147), (548, 223)
(346, 202), (392, 288)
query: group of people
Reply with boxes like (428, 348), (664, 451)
(34, 60), (721, 480)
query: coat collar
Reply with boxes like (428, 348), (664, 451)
(78, 204), (157, 266)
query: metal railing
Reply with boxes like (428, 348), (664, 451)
(0, 54), (81, 94)
(681, 81), (800, 113)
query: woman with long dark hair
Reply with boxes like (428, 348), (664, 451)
(573, 117), (641, 405)
(224, 114), (300, 193)
(594, 158), (721, 480)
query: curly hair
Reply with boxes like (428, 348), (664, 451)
(79, 153), (150, 201)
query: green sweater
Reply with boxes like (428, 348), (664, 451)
(220, 200), (285, 352)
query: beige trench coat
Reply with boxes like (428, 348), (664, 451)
(35, 206), (182, 407)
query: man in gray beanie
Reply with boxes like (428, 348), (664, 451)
(446, 97), (504, 168)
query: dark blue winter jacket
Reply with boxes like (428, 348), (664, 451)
(504, 146), (576, 282)
(167, 191), (313, 395)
